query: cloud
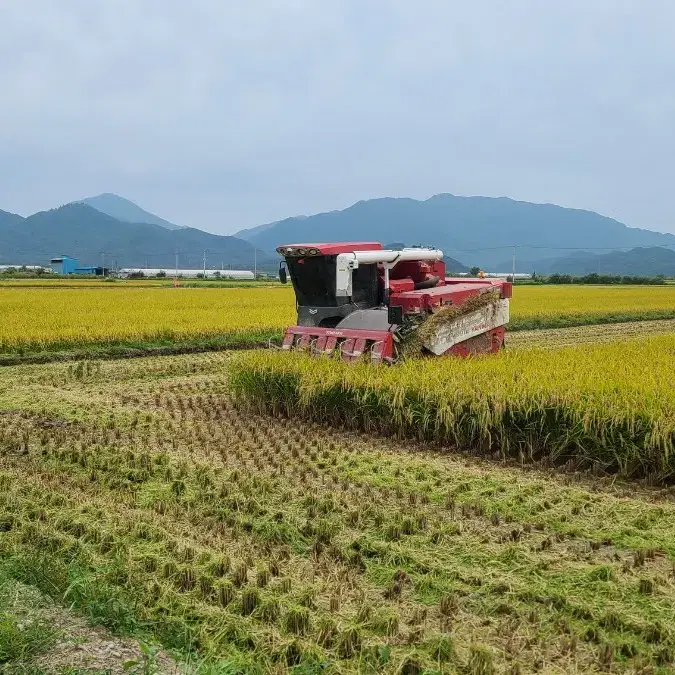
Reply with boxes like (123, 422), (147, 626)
(1, 0), (674, 232)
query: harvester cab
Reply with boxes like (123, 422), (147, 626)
(277, 242), (511, 363)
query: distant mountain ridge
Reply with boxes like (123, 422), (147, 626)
(236, 215), (309, 241)
(4, 191), (675, 276)
(237, 194), (675, 269)
(0, 203), (273, 270)
(0, 209), (23, 228)
(75, 193), (183, 230)
(510, 246), (675, 277)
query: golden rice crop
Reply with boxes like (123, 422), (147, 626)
(229, 334), (675, 479)
(514, 284), (675, 315)
(508, 318), (675, 349)
(1, 283), (674, 354)
(509, 285), (675, 329)
(0, 286), (296, 352)
(0, 278), (280, 288)
(0, 278), (168, 287)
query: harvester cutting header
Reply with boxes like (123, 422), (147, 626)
(277, 242), (511, 363)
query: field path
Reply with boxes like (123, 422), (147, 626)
(0, 575), (180, 673)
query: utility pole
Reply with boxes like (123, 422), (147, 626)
(512, 246), (516, 284)
(254, 248), (257, 279)
(203, 250), (207, 278)
(175, 251), (179, 278)
(101, 251), (105, 276)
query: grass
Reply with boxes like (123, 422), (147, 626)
(0, 570), (57, 667)
(2, 353), (675, 672)
(0, 609), (55, 665)
(0, 561), (178, 674)
(0, 333), (274, 367)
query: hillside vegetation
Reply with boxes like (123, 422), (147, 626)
(0, 209), (23, 228)
(0, 203), (273, 270)
(5, 192), (675, 276)
(512, 247), (675, 277)
(239, 194), (675, 268)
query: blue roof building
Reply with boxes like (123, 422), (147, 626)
(50, 256), (103, 275)
(50, 256), (78, 274)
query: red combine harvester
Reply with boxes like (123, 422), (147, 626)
(277, 242), (512, 363)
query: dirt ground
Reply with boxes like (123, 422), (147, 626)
(2, 579), (180, 674)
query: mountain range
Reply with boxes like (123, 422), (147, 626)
(236, 194), (675, 269)
(0, 209), (24, 229)
(2, 192), (675, 275)
(505, 246), (675, 277)
(0, 199), (274, 270)
(76, 193), (184, 231)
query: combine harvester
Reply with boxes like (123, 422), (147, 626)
(277, 242), (512, 363)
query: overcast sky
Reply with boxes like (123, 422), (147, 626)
(2, 0), (674, 234)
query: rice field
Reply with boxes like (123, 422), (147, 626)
(0, 278), (280, 288)
(2, 282), (675, 671)
(0, 278), (171, 287)
(229, 334), (675, 481)
(3, 353), (675, 673)
(0, 286), (293, 356)
(1, 283), (675, 359)
(507, 318), (675, 349)
(510, 285), (675, 329)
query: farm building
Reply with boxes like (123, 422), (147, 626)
(117, 268), (255, 280)
(73, 266), (102, 275)
(50, 256), (105, 275)
(50, 256), (78, 274)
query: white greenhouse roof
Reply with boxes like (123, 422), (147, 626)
(118, 268), (255, 279)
